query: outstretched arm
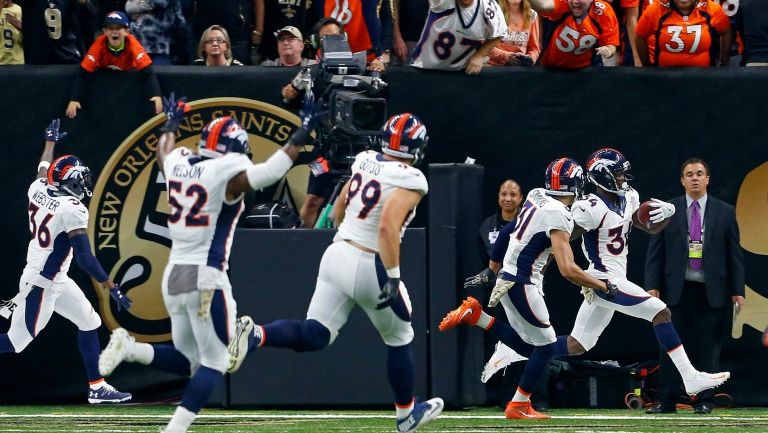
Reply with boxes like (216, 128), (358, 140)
(551, 229), (612, 293)
(38, 119), (68, 178)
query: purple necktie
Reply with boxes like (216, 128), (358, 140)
(689, 201), (702, 270)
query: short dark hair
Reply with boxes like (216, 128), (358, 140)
(500, 178), (522, 193)
(680, 158), (710, 177)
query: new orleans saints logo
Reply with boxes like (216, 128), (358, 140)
(88, 98), (311, 342)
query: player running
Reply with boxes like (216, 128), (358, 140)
(99, 93), (314, 433)
(0, 119), (132, 403)
(228, 113), (443, 433)
(440, 157), (619, 419)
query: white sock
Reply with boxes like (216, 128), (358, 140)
(511, 387), (530, 403)
(668, 345), (696, 379)
(166, 406), (196, 433)
(395, 399), (415, 419)
(132, 342), (154, 365)
(89, 379), (105, 390)
(476, 311), (493, 330)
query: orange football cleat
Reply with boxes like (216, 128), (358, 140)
(439, 296), (482, 331)
(504, 401), (550, 420)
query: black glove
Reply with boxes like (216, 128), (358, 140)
(464, 268), (496, 290)
(110, 284), (133, 311)
(604, 281), (619, 301)
(44, 118), (68, 143)
(159, 92), (189, 133)
(376, 277), (400, 310)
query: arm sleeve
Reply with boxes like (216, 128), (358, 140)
(635, 6), (654, 39)
(246, 150), (294, 191)
(710, 3), (731, 33)
(490, 219), (517, 262)
(597, 4), (621, 47)
(140, 65), (162, 97)
(70, 234), (109, 282)
(571, 201), (598, 231)
(70, 66), (89, 101)
(546, 207), (574, 236)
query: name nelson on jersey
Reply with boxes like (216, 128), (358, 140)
(172, 163), (205, 179)
(31, 189), (62, 212)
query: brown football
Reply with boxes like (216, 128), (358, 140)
(636, 200), (670, 232)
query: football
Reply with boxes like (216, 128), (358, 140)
(636, 200), (670, 231)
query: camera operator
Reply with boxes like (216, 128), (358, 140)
(282, 17), (387, 228)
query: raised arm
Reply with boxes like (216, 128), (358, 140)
(38, 119), (68, 179)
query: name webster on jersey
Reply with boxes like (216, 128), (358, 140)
(31, 189), (62, 212)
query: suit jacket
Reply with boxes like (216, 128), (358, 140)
(645, 195), (745, 308)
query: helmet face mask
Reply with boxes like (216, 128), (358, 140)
(47, 155), (92, 200)
(545, 157), (585, 199)
(380, 113), (428, 165)
(586, 148), (632, 195)
(198, 116), (251, 159)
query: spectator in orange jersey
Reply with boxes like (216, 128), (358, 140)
(489, 0), (541, 66)
(66, 12), (162, 119)
(530, 0), (620, 68)
(635, 0), (731, 67)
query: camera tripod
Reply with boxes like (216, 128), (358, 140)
(313, 174), (351, 229)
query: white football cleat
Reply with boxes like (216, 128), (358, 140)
(396, 397), (444, 433)
(99, 327), (135, 377)
(683, 371), (731, 396)
(228, 316), (254, 374)
(481, 341), (528, 383)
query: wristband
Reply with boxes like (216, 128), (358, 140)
(386, 266), (400, 279)
(252, 30), (262, 36)
(38, 161), (51, 172)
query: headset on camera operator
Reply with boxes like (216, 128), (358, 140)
(281, 18), (388, 228)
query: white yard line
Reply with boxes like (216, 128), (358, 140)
(0, 413), (765, 421)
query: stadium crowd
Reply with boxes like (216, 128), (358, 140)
(1, 0), (766, 69)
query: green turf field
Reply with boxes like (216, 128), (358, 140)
(1, 406), (767, 433)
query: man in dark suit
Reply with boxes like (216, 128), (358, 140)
(645, 158), (745, 414)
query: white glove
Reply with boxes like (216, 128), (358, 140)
(581, 287), (595, 305)
(488, 279), (514, 308)
(648, 198), (675, 223)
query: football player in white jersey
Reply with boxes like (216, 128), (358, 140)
(227, 113), (443, 433)
(0, 119), (132, 403)
(411, 0), (507, 73)
(97, 94), (312, 433)
(564, 148), (730, 401)
(440, 157), (619, 420)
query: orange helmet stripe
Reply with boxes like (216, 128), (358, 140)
(206, 117), (229, 151)
(551, 158), (565, 191)
(388, 113), (412, 152)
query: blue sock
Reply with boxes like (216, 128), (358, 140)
(387, 344), (415, 406)
(77, 329), (102, 382)
(653, 322), (683, 352)
(0, 334), (14, 353)
(180, 366), (223, 413)
(554, 335), (570, 357)
(259, 319), (329, 352)
(518, 342), (555, 393)
(151, 344), (191, 376)
(486, 320), (535, 358)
